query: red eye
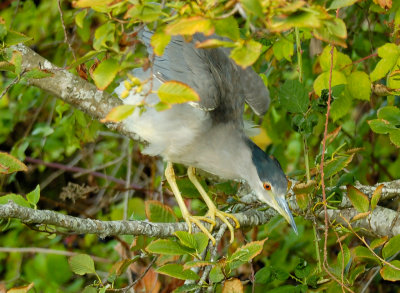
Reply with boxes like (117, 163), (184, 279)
(263, 183), (271, 190)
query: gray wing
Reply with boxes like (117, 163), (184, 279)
(140, 29), (270, 120)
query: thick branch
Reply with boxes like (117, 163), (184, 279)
(12, 44), (135, 140)
(0, 200), (398, 238)
(0, 201), (277, 238)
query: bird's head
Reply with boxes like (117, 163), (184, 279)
(246, 140), (298, 234)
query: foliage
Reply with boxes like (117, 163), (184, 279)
(0, 0), (400, 292)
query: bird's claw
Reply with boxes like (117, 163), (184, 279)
(205, 208), (240, 244)
(183, 213), (216, 245)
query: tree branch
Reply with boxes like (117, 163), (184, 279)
(1, 198), (398, 239)
(11, 44), (136, 141)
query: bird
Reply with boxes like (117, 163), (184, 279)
(114, 29), (297, 244)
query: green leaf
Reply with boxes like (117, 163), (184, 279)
(271, 11), (321, 31)
(24, 68), (53, 79)
(380, 260), (400, 281)
(158, 81), (200, 104)
(320, 46), (337, 72)
(228, 239), (266, 270)
(353, 246), (380, 263)
(370, 43), (400, 82)
(165, 17), (214, 36)
(330, 89), (352, 121)
(349, 264), (365, 284)
(75, 9), (87, 28)
(26, 185), (40, 207)
(278, 79), (309, 113)
(209, 266), (224, 283)
(93, 23), (116, 51)
(183, 260), (214, 270)
(347, 71), (371, 101)
(382, 235), (400, 259)
(389, 129), (400, 147)
(0, 61), (15, 72)
(146, 239), (193, 255)
(92, 58), (119, 90)
(255, 266), (272, 284)
(102, 105), (135, 123)
(0, 23), (7, 40)
(313, 70), (347, 96)
(213, 17), (240, 41)
(313, 19), (347, 47)
(145, 200), (177, 223)
(4, 30), (32, 46)
(323, 154), (354, 178)
(151, 31), (171, 56)
(240, 0), (264, 18)
(272, 267), (290, 281)
(174, 231), (197, 249)
(294, 258), (311, 279)
(273, 38), (294, 61)
(156, 264), (199, 280)
(173, 284), (201, 293)
(370, 58), (398, 82)
(230, 39), (262, 68)
(195, 39), (235, 49)
(68, 254), (96, 275)
(68, 50), (104, 69)
(331, 244), (351, 277)
(347, 185), (369, 213)
(329, 0), (358, 9)
(174, 231), (208, 253)
(377, 106), (400, 125)
(377, 43), (400, 59)
(109, 257), (140, 277)
(125, 3), (162, 22)
(0, 152), (28, 174)
(370, 236), (388, 249)
(0, 194), (30, 208)
(370, 184), (383, 211)
(193, 232), (209, 253)
(368, 119), (397, 134)
(12, 51), (22, 75)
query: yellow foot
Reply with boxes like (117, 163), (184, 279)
(183, 213), (216, 244)
(204, 208), (240, 244)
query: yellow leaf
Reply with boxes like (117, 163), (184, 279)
(222, 278), (243, 293)
(101, 105), (136, 123)
(165, 17), (214, 36)
(157, 81), (200, 104)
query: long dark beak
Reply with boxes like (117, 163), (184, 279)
(275, 196), (298, 234)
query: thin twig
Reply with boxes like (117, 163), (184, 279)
(341, 216), (400, 272)
(10, 0), (21, 28)
(57, 0), (76, 60)
(73, 156), (125, 178)
(0, 76), (19, 100)
(123, 140), (132, 221)
(0, 247), (112, 263)
(25, 156), (143, 191)
(195, 225), (227, 293)
(109, 256), (158, 292)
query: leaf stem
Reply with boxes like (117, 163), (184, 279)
(295, 28), (303, 83)
(303, 134), (311, 182)
(313, 224), (322, 273)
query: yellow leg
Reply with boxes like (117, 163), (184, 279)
(165, 162), (216, 244)
(187, 167), (240, 244)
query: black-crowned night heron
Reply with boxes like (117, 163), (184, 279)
(115, 29), (297, 244)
